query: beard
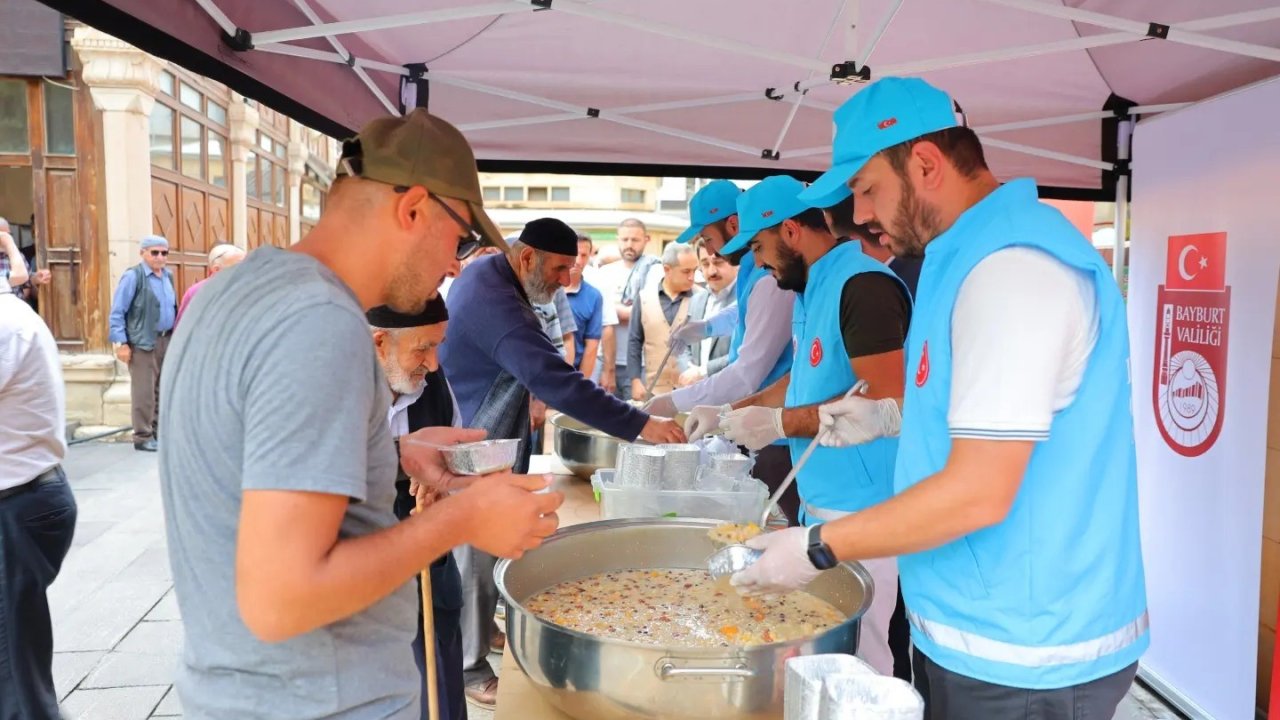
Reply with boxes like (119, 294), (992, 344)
(872, 176), (942, 259)
(619, 246), (640, 262)
(522, 256), (560, 304)
(769, 243), (809, 292)
(384, 359), (427, 396)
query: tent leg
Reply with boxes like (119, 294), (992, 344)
(1113, 118), (1134, 287)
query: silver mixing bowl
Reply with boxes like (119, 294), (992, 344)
(496, 518), (874, 720)
(550, 412), (689, 480)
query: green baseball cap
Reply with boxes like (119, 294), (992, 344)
(336, 109), (507, 252)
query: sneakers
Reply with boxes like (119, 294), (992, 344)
(134, 439), (158, 452)
(465, 677), (499, 709)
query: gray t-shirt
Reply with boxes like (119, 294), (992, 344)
(158, 247), (417, 719)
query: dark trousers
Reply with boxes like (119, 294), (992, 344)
(412, 591), (467, 720)
(751, 444), (800, 526)
(129, 333), (170, 442)
(915, 649), (1136, 720)
(890, 583), (913, 683)
(612, 363), (634, 401)
(0, 467), (77, 720)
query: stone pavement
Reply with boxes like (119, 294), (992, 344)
(49, 441), (1176, 720)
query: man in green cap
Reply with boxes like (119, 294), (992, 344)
(157, 109), (562, 719)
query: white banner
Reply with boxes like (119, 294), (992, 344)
(1129, 77), (1280, 719)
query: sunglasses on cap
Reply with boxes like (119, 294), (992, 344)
(340, 146), (483, 262)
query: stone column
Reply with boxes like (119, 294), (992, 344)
(71, 27), (160, 291)
(287, 125), (308, 245)
(228, 94), (260, 249)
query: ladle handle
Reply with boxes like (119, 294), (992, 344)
(759, 380), (868, 526)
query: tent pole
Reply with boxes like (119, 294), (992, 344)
(858, 0), (904, 68)
(980, 0), (1280, 63)
(1112, 118), (1134, 287)
(194, 0), (237, 36)
(292, 0), (401, 114)
(770, 0), (849, 157)
(253, 2), (528, 45)
(980, 137), (1114, 171)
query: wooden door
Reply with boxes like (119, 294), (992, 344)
(175, 184), (208, 295)
(43, 168), (84, 346)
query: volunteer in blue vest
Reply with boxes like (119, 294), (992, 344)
(713, 174), (910, 675)
(644, 180), (798, 522)
(730, 76), (1148, 720)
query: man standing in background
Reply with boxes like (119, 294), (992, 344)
(109, 235), (177, 453)
(176, 243), (247, 326)
(0, 219), (29, 292)
(566, 234), (606, 379)
(824, 194), (921, 298)
(677, 237), (737, 386)
(0, 291), (77, 720)
(628, 241), (701, 399)
(593, 218), (659, 398)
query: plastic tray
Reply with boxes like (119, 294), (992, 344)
(590, 469), (767, 523)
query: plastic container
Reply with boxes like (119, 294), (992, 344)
(590, 468), (767, 523)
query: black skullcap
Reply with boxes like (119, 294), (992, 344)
(517, 218), (578, 256)
(366, 295), (448, 328)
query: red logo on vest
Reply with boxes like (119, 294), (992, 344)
(809, 338), (823, 367)
(878, 118), (898, 130)
(915, 341), (930, 387)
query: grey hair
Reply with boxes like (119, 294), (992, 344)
(207, 243), (244, 269)
(368, 325), (403, 340)
(661, 241), (694, 267)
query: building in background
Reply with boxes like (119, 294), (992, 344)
(0, 4), (339, 432)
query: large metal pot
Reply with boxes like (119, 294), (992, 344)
(549, 412), (689, 480)
(496, 518), (873, 719)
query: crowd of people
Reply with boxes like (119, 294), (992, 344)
(0, 74), (1147, 720)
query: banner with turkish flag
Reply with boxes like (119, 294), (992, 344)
(1165, 232), (1227, 291)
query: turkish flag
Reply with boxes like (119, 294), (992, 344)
(1165, 232), (1227, 291)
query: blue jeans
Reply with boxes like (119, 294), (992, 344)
(0, 467), (77, 720)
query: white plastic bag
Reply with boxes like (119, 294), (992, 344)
(819, 674), (924, 720)
(785, 655), (877, 720)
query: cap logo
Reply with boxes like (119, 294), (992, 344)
(762, 210), (774, 218)
(878, 118), (898, 130)
(709, 207), (719, 214)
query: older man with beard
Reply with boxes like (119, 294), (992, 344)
(368, 298), (468, 720)
(440, 217), (685, 707)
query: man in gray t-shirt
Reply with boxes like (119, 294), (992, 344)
(157, 110), (562, 720)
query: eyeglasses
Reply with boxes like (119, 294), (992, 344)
(149, 249), (169, 257)
(429, 195), (483, 261)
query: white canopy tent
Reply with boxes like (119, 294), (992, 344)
(45, 0), (1280, 281)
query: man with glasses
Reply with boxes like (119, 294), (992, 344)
(157, 109), (564, 720)
(175, 243), (246, 327)
(109, 234), (177, 452)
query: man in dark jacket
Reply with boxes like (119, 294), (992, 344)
(368, 298), (467, 720)
(108, 235), (177, 451)
(441, 217), (685, 707)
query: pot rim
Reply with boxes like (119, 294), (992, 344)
(494, 517), (874, 653)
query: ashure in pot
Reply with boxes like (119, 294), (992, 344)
(495, 518), (874, 720)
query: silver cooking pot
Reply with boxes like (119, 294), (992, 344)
(495, 518), (874, 719)
(549, 412), (689, 480)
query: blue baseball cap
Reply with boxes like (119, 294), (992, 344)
(675, 179), (742, 244)
(721, 175), (811, 256)
(798, 77), (960, 208)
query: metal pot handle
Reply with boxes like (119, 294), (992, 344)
(657, 661), (756, 680)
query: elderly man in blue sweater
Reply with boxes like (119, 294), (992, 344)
(441, 217), (685, 707)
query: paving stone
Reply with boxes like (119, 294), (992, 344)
(152, 686), (182, 717)
(53, 651), (106, 700)
(81, 652), (178, 689)
(54, 580), (171, 652)
(71, 520), (115, 548)
(116, 547), (173, 583)
(60, 685), (169, 720)
(145, 590), (181, 622)
(116, 621), (183, 656)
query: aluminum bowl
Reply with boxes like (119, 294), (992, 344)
(439, 438), (521, 475)
(550, 412), (687, 480)
(496, 518), (873, 720)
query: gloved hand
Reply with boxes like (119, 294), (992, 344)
(684, 404), (729, 441)
(720, 406), (785, 451)
(730, 527), (821, 596)
(817, 396), (902, 447)
(643, 393), (679, 418)
(667, 318), (709, 352)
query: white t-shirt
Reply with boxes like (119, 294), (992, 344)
(0, 293), (66, 490)
(947, 247), (1099, 441)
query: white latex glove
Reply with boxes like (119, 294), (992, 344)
(642, 392), (679, 418)
(684, 404), (729, 441)
(730, 527), (820, 596)
(667, 318), (709, 352)
(720, 406), (785, 451)
(816, 396), (902, 447)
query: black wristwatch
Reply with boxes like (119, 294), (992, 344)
(806, 524), (838, 570)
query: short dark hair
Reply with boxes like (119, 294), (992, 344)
(577, 233), (593, 250)
(880, 126), (988, 179)
(823, 195), (877, 242)
(788, 207), (829, 232)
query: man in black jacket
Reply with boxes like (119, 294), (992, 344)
(368, 298), (468, 720)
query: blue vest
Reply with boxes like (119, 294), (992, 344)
(897, 179), (1148, 689)
(727, 251), (792, 392)
(785, 242), (905, 518)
